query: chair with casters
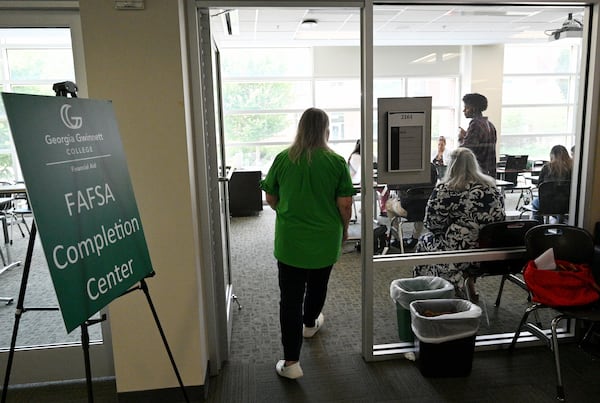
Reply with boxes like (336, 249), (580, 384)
(509, 224), (600, 402)
(350, 190), (360, 224)
(0, 252), (14, 303)
(520, 180), (570, 224)
(11, 181), (31, 220)
(0, 191), (12, 304)
(388, 185), (434, 253)
(464, 219), (539, 307)
(537, 180), (570, 224)
(502, 155), (532, 210)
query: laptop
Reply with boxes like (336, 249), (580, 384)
(505, 155), (529, 171)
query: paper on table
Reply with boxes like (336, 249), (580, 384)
(534, 248), (556, 270)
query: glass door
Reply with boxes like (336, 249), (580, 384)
(191, 7), (234, 373)
(0, 10), (113, 384)
(212, 40), (236, 348)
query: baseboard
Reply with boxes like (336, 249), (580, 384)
(118, 384), (205, 402)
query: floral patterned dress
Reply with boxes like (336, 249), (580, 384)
(413, 182), (505, 294)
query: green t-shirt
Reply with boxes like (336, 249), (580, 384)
(260, 148), (356, 268)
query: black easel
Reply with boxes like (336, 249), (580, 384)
(1, 83), (189, 403)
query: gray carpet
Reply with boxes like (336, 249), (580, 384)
(0, 218), (102, 349)
(227, 204), (551, 364)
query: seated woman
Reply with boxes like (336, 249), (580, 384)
(347, 139), (389, 216)
(347, 139), (361, 184)
(531, 144), (572, 223)
(413, 147), (505, 298)
(432, 135), (452, 178)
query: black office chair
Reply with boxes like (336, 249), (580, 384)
(389, 185), (434, 253)
(464, 220), (539, 307)
(537, 180), (570, 223)
(509, 224), (600, 401)
(519, 180), (571, 223)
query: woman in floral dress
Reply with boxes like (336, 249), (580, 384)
(413, 147), (505, 297)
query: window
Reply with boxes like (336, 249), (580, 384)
(501, 43), (581, 159)
(0, 28), (76, 181)
(221, 48), (362, 172)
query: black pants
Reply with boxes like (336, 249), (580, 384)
(277, 261), (333, 361)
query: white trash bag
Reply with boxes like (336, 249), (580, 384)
(410, 299), (482, 344)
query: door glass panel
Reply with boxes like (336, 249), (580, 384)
(372, 3), (586, 350)
(220, 48), (311, 78)
(223, 81), (312, 111)
(207, 3), (589, 359)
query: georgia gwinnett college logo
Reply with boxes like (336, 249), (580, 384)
(60, 104), (83, 130)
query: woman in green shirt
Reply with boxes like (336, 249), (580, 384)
(261, 107), (355, 379)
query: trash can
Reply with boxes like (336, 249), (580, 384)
(410, 299), (482, 377)
(390, 276), (454, 342)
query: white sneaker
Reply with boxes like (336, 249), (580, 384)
(275, 360), (303, 379)
(303, 313), (324, 338)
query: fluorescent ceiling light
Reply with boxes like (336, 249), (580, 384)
(442, 53), (460, 61)
(411, 53), (437, 64)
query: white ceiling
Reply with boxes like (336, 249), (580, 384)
(210, 5), (586, 47)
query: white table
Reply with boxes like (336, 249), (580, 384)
(0, 184), (26, 304)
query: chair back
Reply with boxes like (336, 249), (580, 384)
(402, 186), (434, 222)
(477, 220), (539, 275)
(538, 180), (570, 216)
(479, 220), (539, 248)
(525, 224), (594, 264)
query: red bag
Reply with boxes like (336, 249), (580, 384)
(523, 259), (600, 307)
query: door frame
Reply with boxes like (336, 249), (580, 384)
(185, 4), (231, 375)
(189, 0), (600, 369)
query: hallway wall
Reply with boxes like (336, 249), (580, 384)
(78, 0), (208, 395)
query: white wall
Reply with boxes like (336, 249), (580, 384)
(314, 45), (462, 77)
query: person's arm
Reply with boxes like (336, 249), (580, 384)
(265, 193), (278, 210)
(537, 165), (548, 185)
(458, 126), (467, 145)
(460, 122), (482, 148)
(337, 196), (353, 242)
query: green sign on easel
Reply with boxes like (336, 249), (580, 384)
(1, 93), (154, 333)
